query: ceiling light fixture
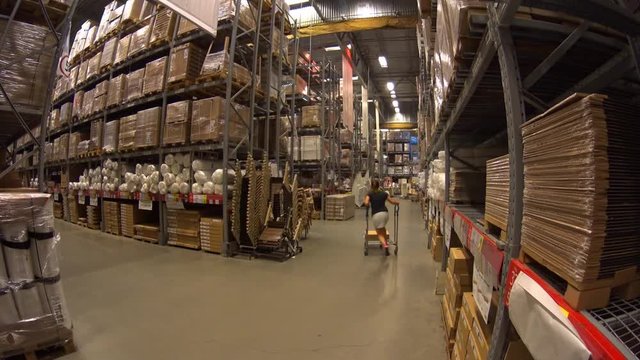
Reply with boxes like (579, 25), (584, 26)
(368, 99), (374, 103)
(378, 56), (388, 68)
(395, 107), (400, 113)
(386, 82), (395, 91)
(324, 45), (341, 51)
(392, 100), (398, 107)
(352, 76), (358, 81)
(391, 93), (396, 99)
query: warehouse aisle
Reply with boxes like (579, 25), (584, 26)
(58, 199), (445, 360)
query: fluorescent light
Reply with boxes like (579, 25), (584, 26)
(368, 99), (374, 103)
(386, 82), (394, 91)
(352, 76), (358, 80)
(391, 93), (396, 99)
(395, 107), (400, 113)
(325, 45), (341, 51)
(378, 56), (388, 68)
(392, 100), (398, 107)
(286, 0), (310, 5)
(390, 90), (396, 95)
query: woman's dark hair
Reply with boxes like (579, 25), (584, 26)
(372, 179), (380, 190)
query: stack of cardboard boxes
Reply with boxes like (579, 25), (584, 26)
(167, 209), (200, 249)
(200, 217), (223, 253)
(442, 248), (473, 355)
(325, 194), (355, 221)
(103, 200), (121, 235)
(164, 100), (191, 145)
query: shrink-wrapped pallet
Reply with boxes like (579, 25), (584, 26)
(86, 51), (102, 79)
(200, 51), (252, 85)
(0, 20), (55, 110)
(190, 97), (248, 143)
(0, 193), (73, 352)
(218, 0), (256, 29)
(122, 0), (144, 24)
(60, 102), (72, 127)
(77, 61), (88, 85)
(102, 120), (120, 153)
(126, 68), (145, 101)
(168, 42), (206, 84)
(107, 74), (126, 108)
(143, 56), (166, 95)
(118, 115), (137, 151)
(150, 8), (176, 44)
(135, 107), (161, 148)
(164, 100), (191, 145)
(94, 80), (109, 113)
(90, 120), (103, 151)
(96, 1), (118, 41)
(177, 17), (198, 37)
(484, 155), (509, 232)
(68, 132), (88, 159)
(521, 94), (640, 286)
(70, 20), (94, 62)
(301, 105), (321, 127)
(128, 24), (150, 57)
(69, 66), (79, 89)
(72, 90), (84, 119)
(49, 108), (60, 130)
(81, 88), (94, 118)
(114, 34), (131, 64)
(100, 37), (118, 70)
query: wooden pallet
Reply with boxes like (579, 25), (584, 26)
(201, 248), (222, 255)
(168, 241), (200, 250)
(78, 149), (102, 158)
(519, 249), (640, 310)
(167, 78), (195, 91)
(133, 235), (159, 244)
(142, 88), (163, 97)
(483, 218), (507, 242)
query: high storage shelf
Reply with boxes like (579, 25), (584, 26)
(13, 0), (301, 257)
(383, 131), (418, 179)
(419, 1), (640, 359)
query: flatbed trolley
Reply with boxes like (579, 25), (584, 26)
(364, 205), (399, 256)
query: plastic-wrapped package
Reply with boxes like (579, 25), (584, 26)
(150, 8), (176, 44)
(60, 102), (72, 127)
(190, 97), (248, 144)
(72, 90), (84, 119)
(301, 105), (320, 127)
(77, 61), (88, 85)
(218, 0), (256, 29)
(68, 132), (87, 159)
(52, 134), (68, 161)
(86, 51), (102, 79)
(93, 80), (109, 113)
(100, 37), (118, 70)
(164, 100), (191, 145)
(126, 68), (145, 101)
(118, 115), (137, 151)
(0, 20), (55, 109)
(122, 0), (144, 23)
(102, 120), (120, 153)
(89, 120), (103, 151)
(128, 24), (150, 58)
(69, 66), (79, 89)
(168, 42), (206, 84)
(135, 107), (161, 148)
(107, 4), (123, 34)
(70, 20), (94, 62)
(107, 74), (126, 108)
(96, 1), (118, 41)
(143, 56), (166, 95)
(49, 108), (60, 129)
(0, 193), (73, 349)
(115, 34), (131, 64)
(81, 88), (94, 118)
(200, 51), (252, 85)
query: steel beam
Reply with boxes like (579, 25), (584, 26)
(440, 135), (450, 272)
(486, 3), (526, 359)
(523, 21), (590, 89)
(628, 36), (640, 79)
(552, 47), (635, 105)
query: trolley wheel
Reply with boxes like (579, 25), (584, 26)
(394, 247), (398, 255)
(364, 250), (368, 256)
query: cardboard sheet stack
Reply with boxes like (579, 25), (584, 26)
(442, 248), (473, 355)
(484, 155), (509, 232)
(190, 97), (249, 144)
(427, 151), (446, 201)
(325, 194), (355, 220)
(143, 57), (167, 95)
(200, 51), (252, 85)
(134, 224), (160, 243)
(135, 107), (161, 149)
(521, 94), (640, 288)
(200, 217), (223, 253)
(102, 120), (120, 153)
(168, 43), (206, 85)
(218, 0), (256, 29)
(448, 169), (485, 204)
(103, 201), (120, 235)
(149, 8), (176, 45)
(164, 100), (191, 145)
(0, 193), (73, 353)
(291, 136), (327, 161)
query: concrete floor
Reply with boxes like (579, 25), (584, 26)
(58, 199), (445, 360)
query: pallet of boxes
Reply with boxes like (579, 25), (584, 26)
(442, 248), (495, 360)
(0, 193), (76, 359)
(325, 194), (355, 221)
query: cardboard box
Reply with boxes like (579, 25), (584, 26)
(442, 294), (458, 340)
(115, 33), (131, 64)
(150, 8), (176, 44)
(118, 115), (136, 150)
(72, 90), (84, 119)
(432, 235), (443, 262)
(200, 51), (252, 85)
(80, 88), (94, 118)
(93, 80), (109, 113)
(164, 100), (191, 145)
(102, 120), (119, 153)
(177, 17), (198, 36)
(86, 51), (102, 79)
(107, 74), (126, 108)
(168, 42), (206, 84)
(122, 0), (144, 23)
(126, 68), (145, 101)
(135, 107), (160, 148)
(200, 217), (223, 253)
(301, 105), (320, 127)
(142, 56), (166, 95)
(129, 24), (150, 57)
(89, 120), (103, 151)
(455, 309), (472, 360)
(449, 247), (473, 276)
(190, 97), (248, 143)
(100, 37), (118, 69)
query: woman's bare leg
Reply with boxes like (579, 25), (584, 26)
(376, 228), (388, 247)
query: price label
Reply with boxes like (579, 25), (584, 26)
(78, 196), (85, 205)
(444, 220), (452, 248)
(138, 199), (153, 211)
(89, 196), (98, 206)
(472, 262), (494, 324)
(214, 198), (221, 205)
(166, 195), (185, 210)
(194, 194), (206, 204)
(469, 228), (484, 258)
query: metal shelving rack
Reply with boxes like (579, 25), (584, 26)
(10, 0), (299, 258)
(419, 1), (640, 359)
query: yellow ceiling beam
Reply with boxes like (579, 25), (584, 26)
(383, 122), (418, 130)
(298, 16), (418, 37)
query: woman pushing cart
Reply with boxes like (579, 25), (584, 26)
(363, 179), (400, 256)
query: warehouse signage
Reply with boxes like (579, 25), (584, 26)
(156, 0), (220, 35)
